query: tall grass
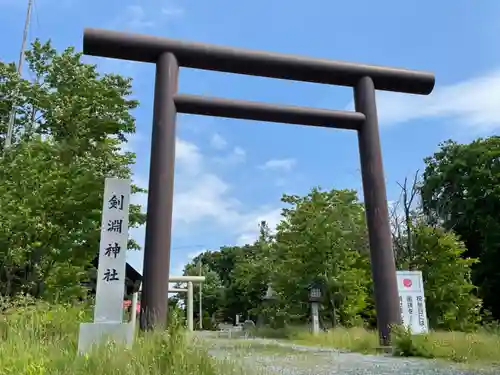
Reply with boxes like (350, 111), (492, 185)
(392, 327), (500, 364)
(293, 326), (380, 354)
(0, 298), (243, 375)
(255, 325), (500, 365)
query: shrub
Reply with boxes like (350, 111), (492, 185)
(392, 325), (435, 358)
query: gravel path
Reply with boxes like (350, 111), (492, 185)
(196, 333), (497, 375)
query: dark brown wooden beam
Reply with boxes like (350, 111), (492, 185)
(174, 94), (365, 130)
(83, 28), (435, 95)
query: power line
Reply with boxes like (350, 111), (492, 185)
(4, 0), (33, 149)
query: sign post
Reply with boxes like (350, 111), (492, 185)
(78, 178), (134, 354)
(396, 270), (429, 334)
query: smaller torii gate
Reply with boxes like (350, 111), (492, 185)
(130, 275), (205, 332)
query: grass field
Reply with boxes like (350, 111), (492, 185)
(2, 299), (500, 375)
(0, 300), (243, 375)
(254, 325), (500, 365)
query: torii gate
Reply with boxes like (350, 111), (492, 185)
(130, 275), (205, 332)
(83, 28), (435, 345)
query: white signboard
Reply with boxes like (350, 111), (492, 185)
(78, 178), (133, 354)
(396, 270), (429, 334)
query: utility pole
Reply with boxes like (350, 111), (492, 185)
(5, 0), (33, 149)
(198, 259), (203, 330)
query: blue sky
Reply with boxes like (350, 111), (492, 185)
(2, 0), (500, 277)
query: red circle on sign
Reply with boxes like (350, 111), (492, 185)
(403, 279), (412, 288)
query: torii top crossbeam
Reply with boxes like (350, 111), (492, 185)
(83, 28), (434, 95)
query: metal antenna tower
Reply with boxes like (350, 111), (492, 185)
(4, 0), (33, 149)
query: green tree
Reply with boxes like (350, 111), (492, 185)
(228, 222), (275, 321)
(0, 40), (146, 301)
(272, 188), (372, 327)
(190, 246), (255, 322)
(180, 223), (276, 324)
(420, 137), (500, 318)
(182, 261), (224, 323)
(407, 224), (481, 330)
(390, 172), (482, 330)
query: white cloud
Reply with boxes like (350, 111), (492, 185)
(173, 143), (279, 240)
(131, 137), (281, 252)
(229, 146), (246, 163)
(161, 4), (184, 17)
(213, 146), (246, 166)
(176, 137), (203, 174)
(235, 208), (283, 246)
(174, 173), (237, 224)
(260, 158), (296, 172)
(210, 133), (227, 150)
(93, 1), (185, 80)
(345, 68), (500, 133)
(123, 5), (155, 30)
(129, 137), (204, 211)
(111, 1), (184, 32)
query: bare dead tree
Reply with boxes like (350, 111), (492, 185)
(389, 189), (405, 266)
(390, 170), (421, 269)
(396, 170), (420, 269)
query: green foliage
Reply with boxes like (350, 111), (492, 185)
(0, 295), (92, 342)
(391, 326), (500, 364)
(188, 243), (268, 323)
(421, 137), (500, 319)
(392, 325), (435, 358)
(228, 223), (275, 321)
(167, 304), (187, 334)
(254, 324), (500, 365)
(291, 326), (380, 354)
(182, 188), (373, 328)
(182, 180), (485, 333)
(200, 311), (218, 331)
(6, 36), (499, 369)
(183, 262), (224, 321)
(390, 171), (482, 331)
(0, 39), (146, 300)
(272, 188), (372, 327)
(0, 300), (242, 375)
(410, 224), (482, 330)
